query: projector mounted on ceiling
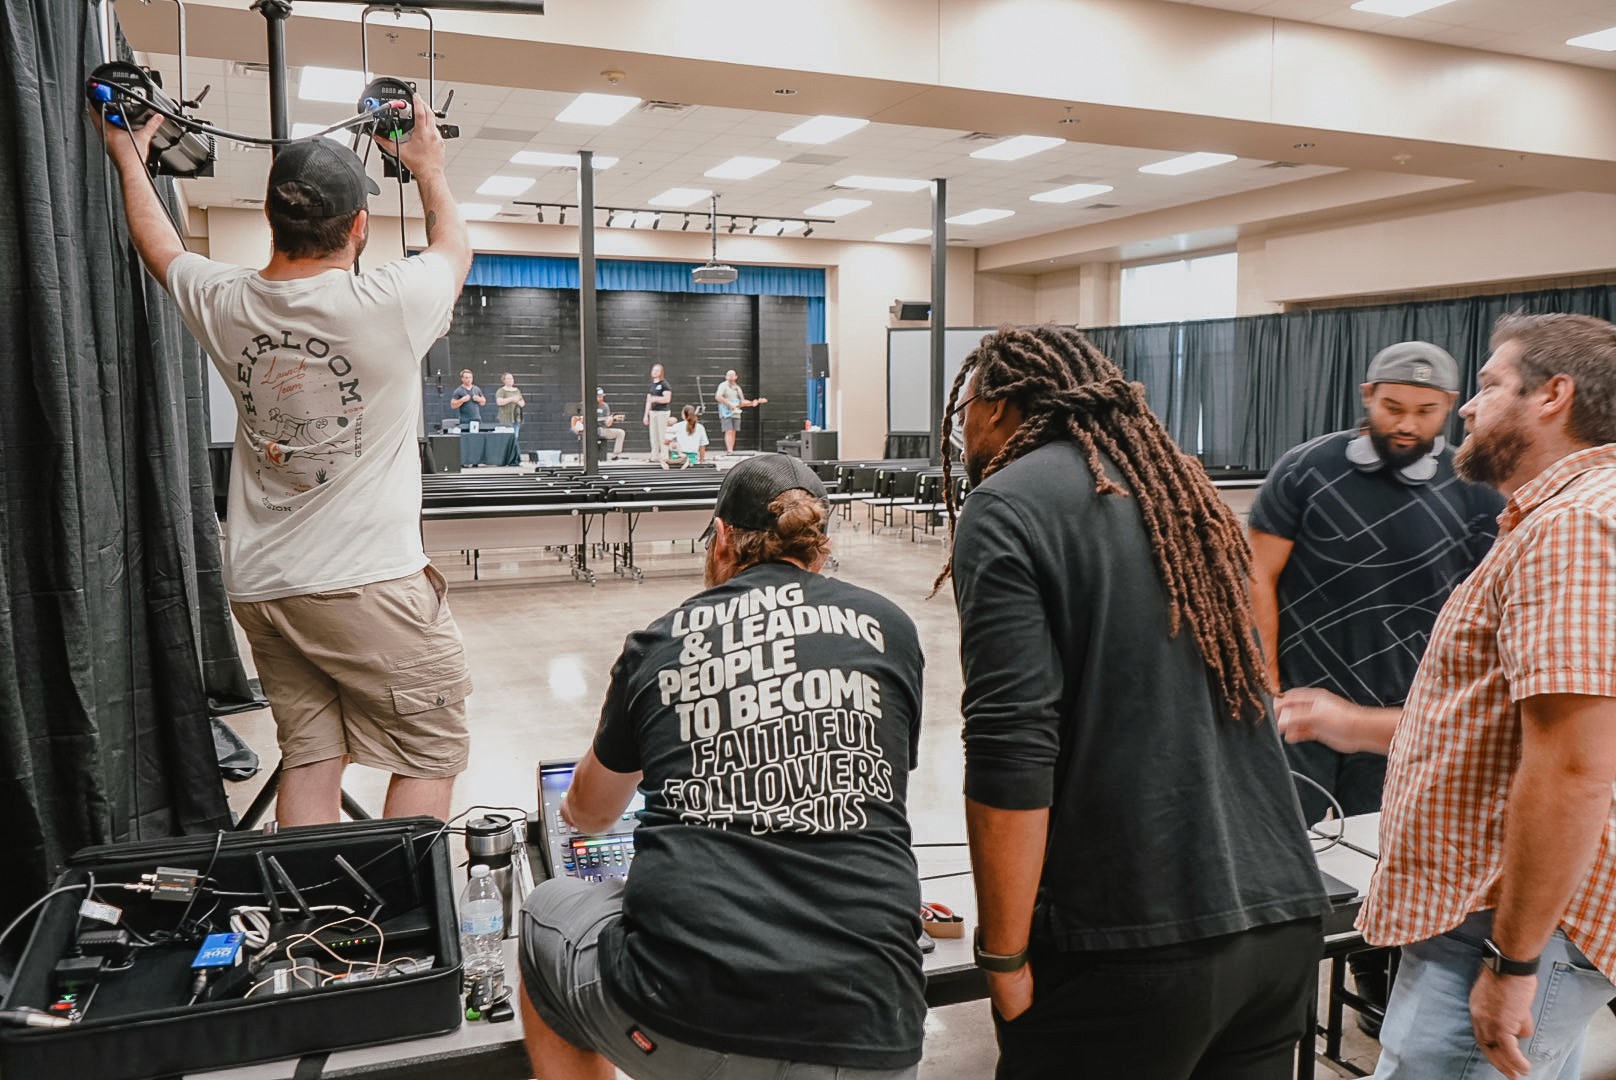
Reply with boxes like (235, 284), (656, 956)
(693, 193), (739, 285)
(692, 263), (738, 284)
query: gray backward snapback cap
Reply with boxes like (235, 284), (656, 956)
(267, 138), (382, 218)
(1366, 341), (1460, 394)
(702, 455), (828, 540)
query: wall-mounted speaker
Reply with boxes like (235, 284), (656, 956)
(890, 300), (931, 322)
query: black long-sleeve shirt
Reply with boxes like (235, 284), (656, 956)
(953, 441), (1329, 951)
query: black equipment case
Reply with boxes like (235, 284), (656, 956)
(0, 818), (462, 1079)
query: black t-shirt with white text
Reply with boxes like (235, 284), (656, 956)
(593, 561), (926, 1068)
(647, 378), (672, 412)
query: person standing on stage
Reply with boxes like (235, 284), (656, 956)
(714, 369), (764, 453)
(450, 368), (485, 430)
(644, 363), (672, 462)
(495, 372), (526, 433)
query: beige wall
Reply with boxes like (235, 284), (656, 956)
(1251, 190), (1616, 305)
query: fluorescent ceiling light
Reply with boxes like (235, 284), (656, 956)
(970, 135), (1064, 162)
(804, 198), (871, 217)
(946, 208), (1015, 226)
(556, 92), (640, 126)
(1029, 182), (1115, 204)
(874, 228), (932, 243)
(299, 66), (366, 104)
(1349, 0), (1457, 14)
(1567, 25), (1616, 50)
(509, 150), (619, 170)
(777, 115), (868, 144)
(460, 204), (501, 220)
(647, 187), (713, 208)
(834, 175), (931, 192)
(476, 175), (535, 197)
(1138, 152), (1237, 176)
(705, 156), (780, 180)
(290, 122), (349, 144)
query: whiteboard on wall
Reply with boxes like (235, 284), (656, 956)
(886, 327), (992, 433)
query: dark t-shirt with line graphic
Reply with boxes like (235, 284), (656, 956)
(592, 560), (925, 1069)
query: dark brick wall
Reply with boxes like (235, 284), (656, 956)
(424, 287), (809, 457)
(424, 286), (581, 455)
(757, 296), (810, 453)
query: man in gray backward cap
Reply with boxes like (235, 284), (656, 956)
(1247, 341), (1505, 1032)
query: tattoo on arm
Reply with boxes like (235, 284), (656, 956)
(425, 209), (438, 239)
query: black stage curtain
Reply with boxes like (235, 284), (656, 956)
(1083, 284), (1616, 470)
(0, 1), (238, 934)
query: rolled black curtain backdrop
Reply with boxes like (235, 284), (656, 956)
(1084, 283), (1616, 470)
(0, 2), (241, 936)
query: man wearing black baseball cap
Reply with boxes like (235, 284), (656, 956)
(1248, 339), (1504, 1032)
(97, 94), (476, 827)
(518, 454), (929, 1080)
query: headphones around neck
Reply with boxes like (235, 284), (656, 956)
(1345, 433), (1446, 485)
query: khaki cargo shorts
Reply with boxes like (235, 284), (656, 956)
(231, 564), (471, 777)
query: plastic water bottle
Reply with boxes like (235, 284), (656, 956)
(458, 864), (505, 981)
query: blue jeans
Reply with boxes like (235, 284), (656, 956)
(1373, 910), (1616, 1080)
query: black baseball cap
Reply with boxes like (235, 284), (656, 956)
(702, 455), (828, 540)
(266, 139), (381, 218)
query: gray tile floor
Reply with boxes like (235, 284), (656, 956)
(221, 500), (1616, 1079)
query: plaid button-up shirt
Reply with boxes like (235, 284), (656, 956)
(1359, 444), (1616, 979)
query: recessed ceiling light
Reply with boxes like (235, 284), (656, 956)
(509, 150), (619, 170)
(647, 187), (713, 208)
(1138, 152), (1237, 176)
(1293, 142), (1316, 150)
(298, 66), (366, 104)
(803, 198), (871, 216)
(460, 203), (501, 220)
(970, 135), (1064, 162)
(476, 175), (535, 197)
(946, 208), (1015, 225)
(1567, 25), (1616, 50)
(556, 92), (641, 126)
(290, 122), (349, 144)
(874, 228), (932, 243)
(705, 156), (780, 180)
(834, 175), (931, 193)
(1029, 182), (1115, 204)
(1348, 0), (1457, 15)
(773, 88), (797, 96)
(778, 115), (868, 144)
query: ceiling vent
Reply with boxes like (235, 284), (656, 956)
(231, 61), (269, 78)
(787, 152), (844, 166)
(1260, 161), (1304, 169)
(959, 131), (1001, 141)
(1084, 202), (1119, 209)
(639, 100), (691, 114)
(476, 126), (532, 144)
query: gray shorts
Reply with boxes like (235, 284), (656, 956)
(518, 877), (918, 1080)
(721, 415), (742, 432)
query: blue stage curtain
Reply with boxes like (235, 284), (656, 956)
(464, 254), (826, 300)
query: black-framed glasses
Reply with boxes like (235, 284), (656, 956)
(951, 392), (981, 415)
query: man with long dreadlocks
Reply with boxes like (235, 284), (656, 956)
(938, 325), (1329, 1079)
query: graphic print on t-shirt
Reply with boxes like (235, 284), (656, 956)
(657, 579), (895, 835)
(232, 329), (365, 500)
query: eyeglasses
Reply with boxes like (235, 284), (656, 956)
(952, 392), (981, 415)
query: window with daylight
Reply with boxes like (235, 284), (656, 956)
(1119, 251), (1238, 325)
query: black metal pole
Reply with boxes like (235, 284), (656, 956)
(929, 178), (947, 466)
(257, 0), (293, 154)
(578, 151), (600, 476)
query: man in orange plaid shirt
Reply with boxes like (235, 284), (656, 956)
(1280, 313), (1616, 1079)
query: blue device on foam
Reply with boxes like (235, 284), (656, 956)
(191, 932), (246, 970)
